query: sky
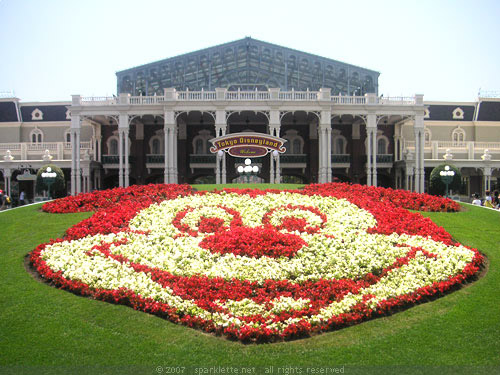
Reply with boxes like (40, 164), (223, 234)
(0, 0), (499, 103)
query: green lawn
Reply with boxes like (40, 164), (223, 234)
(0, 194), (499, 375)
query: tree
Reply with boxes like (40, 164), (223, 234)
(429, 164), (461, 196)
(36, 164), (66, 198)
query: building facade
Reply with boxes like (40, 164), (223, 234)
(1, 38), (499, 201)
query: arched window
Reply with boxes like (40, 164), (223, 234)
(452, 127), (466, 146)
(109, 139), (118, 155)
(377, 138), (387, 154)
(152, 139), (160, 154)
(282, 130), (303, 154)
(331, 130), (347, 154)
(148, 133), (163, 155)
(192, 130), (213, 154)
(293, 139), (301, 154)
(64, 129), (71, 144)
(30, 128), (43, 143)
(195, 139), (204, 154)
(424, 127), (431, 143)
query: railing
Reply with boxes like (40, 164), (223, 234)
(189, 154), (216, 163)
(405, 141), (500, 150)
(146, 154), (165, 163)
(470, 142), (500, 149)
(27, 142), (59, 151)
(226, 91), (270, 100)
(76, 90), (418, 106)
(377, 154), (394, 163)
(130, 96), (165, 105)
(80, 96), (116, 105)
(280, 154), (308, 163)
(331, 96), (366, 105)
(0, 141), (93, 161)
(378, 97), (416, 105)
(0, 143), (21, 151)
(331, 154), (350, 163)
(279, 91), (318, 101)
(102, 155), (135, 164)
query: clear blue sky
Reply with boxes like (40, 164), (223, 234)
(1, 0), (499, 102)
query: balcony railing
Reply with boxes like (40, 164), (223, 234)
(0, 141), (92, 161)
(102, 155), (135, 164)
(376, 154), (394, 163)
(280, 154), (308, 163)
(189, 154), (216, 163)
(146, 154), (165, 163)
(331, 154), (350, 163)
(76, 90), (419, 106)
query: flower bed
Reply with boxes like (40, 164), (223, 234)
(30, 183), (482, 342)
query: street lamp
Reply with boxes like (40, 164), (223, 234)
(439, 165), (455, 197)
(41, 167), (57, 200)
(237, 158), (259, 183)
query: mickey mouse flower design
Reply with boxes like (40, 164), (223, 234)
(31, 185), (483, 342)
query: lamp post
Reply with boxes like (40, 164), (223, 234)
(237, 158), (259, 184)
(41, 167), (57, 200)
(439, 165), (455, 198)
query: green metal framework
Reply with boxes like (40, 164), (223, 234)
(117, 37), (379, 96)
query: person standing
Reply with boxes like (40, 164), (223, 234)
(19, 191), (25, 206)
(0, 190), (4, 210)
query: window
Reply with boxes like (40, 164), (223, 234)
(149, 133), (163, 155)
(452, 107), (464, 120)
(331, 130), (347, 154)
(377, 138), (387, 154)
(152, 139), (160, 155)
(109, 139), (118, 155)
(335, 138), (344, 154)
(31, 108), (43, 120)
(30, 128), (43, 143)
(452, 127), (466, 145)
(293, 139), (301, 154)
(192, 130), (213, 154)
(195, 139), (204, 154)
(424, 127), (431, 143)
(64, 129), (71, 144)
(283, 130), (303, 154)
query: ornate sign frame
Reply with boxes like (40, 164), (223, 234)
(209, 132), (287, 158)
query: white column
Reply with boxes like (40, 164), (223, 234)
(163, 126), (170, 184)
(125, 128), (130, 187)
(118, 129), (124, 187)
(70, 114), (81, 195)
(4, 169), (11, 197)
(326, 127), (332, 182)
(367, 114), (377, 187)
(319, 110), (331, 183)
(414, 114), (425, 193)
(173, 127), (178, 183)
(164, 110), (175, 184)
(216, 151), (221, 185)
(97, 135), (102, 163)
(168, 127), (175, 182)
(76, 130), (81, 194)
(269, 110), (281, 184)
(366, 127), (372, 186)
(215, 110), (227, 185)
(394, 136), (400, 161)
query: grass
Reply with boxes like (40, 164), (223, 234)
(0, 192), (499, 374)
(191, 183), (305, 191)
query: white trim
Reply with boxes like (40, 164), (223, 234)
(453, 107), (464, 120)
(31, 108), (43, 121)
